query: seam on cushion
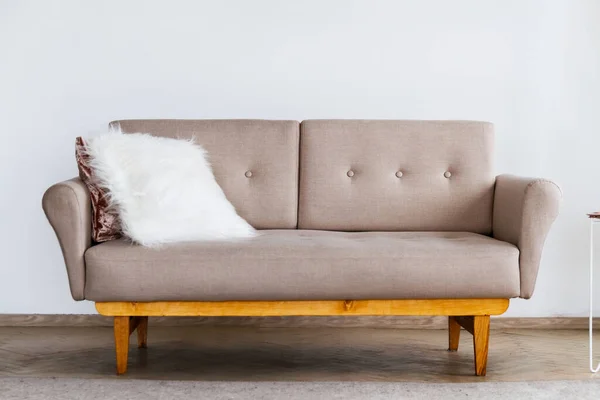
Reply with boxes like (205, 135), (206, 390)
(294, 121), (301, 229)
(86, 254), (519, 263)
(524, 178), (562, 198)
(490, 177), (497, 238)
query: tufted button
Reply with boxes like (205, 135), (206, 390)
(245, 170), (253, 178)
(347, 170), (355, 177)
(444, 171), (452, 178)
(395, 171), (403, 178)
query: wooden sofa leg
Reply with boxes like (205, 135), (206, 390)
(473, 315), (490, 376)
(448, 316), (461, 351)
(114, 316), (130, 375)
(137, 316), (148, 348)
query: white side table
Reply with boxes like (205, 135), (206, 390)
(589, 213), (600, 372)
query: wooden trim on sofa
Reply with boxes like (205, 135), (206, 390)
(95, 299), (509, 376)
(95, 299), (510, 317)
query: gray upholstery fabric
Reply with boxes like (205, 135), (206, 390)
(42, 178), (92, 300)
(493, 174), (561, 298)
(112, 119), (300, 230)
(84, 230), (520, 301)
(298, 120), (495, 233)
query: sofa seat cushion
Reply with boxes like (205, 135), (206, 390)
(84, 230), (520, 301)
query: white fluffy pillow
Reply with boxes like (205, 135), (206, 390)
(84, 132), (256, 247)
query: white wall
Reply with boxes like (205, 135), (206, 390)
(1, 0), (599, 316)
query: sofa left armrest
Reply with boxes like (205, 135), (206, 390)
(42, 178), (92, 300)
(492, 174), (561, 298)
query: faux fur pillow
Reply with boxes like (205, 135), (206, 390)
(83, 132), (256, 247)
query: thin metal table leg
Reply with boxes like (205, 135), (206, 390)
(591, 219), (600, 372)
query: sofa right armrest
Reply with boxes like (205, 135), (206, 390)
(42, 178), (92, 300)
(492, 174), (561, 299)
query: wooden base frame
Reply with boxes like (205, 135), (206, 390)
(96, 299), (509, 376)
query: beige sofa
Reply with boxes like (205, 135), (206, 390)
(43, 119), (561, 376)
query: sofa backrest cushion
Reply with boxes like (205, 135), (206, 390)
(298, 120), (495, 233)
(112, 119), (300, 229)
